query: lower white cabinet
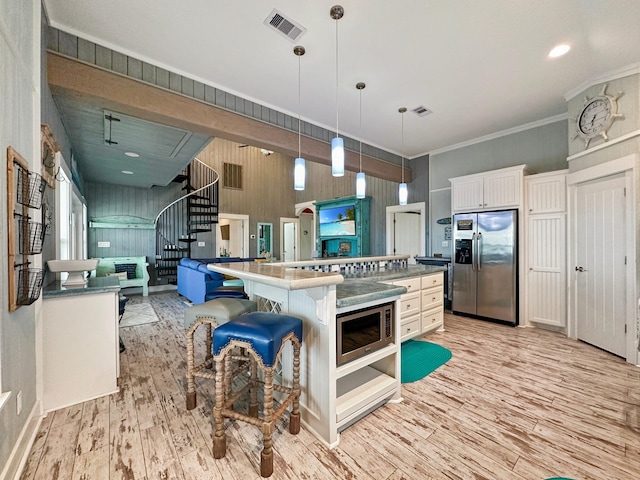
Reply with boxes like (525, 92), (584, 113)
(387, 272), (445, 341)
(43, 290), (120, 412)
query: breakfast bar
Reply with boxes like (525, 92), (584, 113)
(208, 255), (446, 447)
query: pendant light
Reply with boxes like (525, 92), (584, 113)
(355, 82), (366, 198)
(398, 107), (408, 205)
(293, 45), (306, 191)
(330, 5), (345, 177)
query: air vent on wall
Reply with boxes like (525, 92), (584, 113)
(411, 105), (433, 117)
(264, 9), (306, 42)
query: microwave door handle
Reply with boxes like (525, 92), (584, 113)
(471, 232), (477, 271)
(477, 232), (482, 270)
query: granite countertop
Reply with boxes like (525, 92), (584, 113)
(209, 260), (446, 308)
(336, 265), (447, 308)
(43, 276), (121, 298)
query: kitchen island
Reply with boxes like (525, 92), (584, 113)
(208, 256), (446, 447)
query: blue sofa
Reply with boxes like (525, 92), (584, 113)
(177, 257), (261, 304)
(177, 258), (225, 304)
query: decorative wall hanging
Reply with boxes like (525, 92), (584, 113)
(41, 124), (59, 188)
(7, 147), (46, 311)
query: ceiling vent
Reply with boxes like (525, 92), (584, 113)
(411, 105), (433, 117)
(264, 9), (306, 42)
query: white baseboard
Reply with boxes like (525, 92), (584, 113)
(0, 400), (43, 480)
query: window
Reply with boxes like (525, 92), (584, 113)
(223, 162), (243, 189)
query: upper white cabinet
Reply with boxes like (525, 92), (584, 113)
(526, 172), (567, 214)
(450, 165), (529, 213)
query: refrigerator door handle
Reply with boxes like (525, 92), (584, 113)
(471, 232), (477, 271)
(477, 232), (482, 270)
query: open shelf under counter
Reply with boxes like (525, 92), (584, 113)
(336, 343), (397, 379)
(336, 365), (398, 426)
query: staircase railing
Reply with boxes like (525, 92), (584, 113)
(154, 158), (219, 283)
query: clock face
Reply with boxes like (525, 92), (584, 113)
(577, 96), (612, 137)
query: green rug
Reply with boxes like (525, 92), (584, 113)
(401, 339), (452, 383)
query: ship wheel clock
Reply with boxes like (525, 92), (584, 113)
(573, 83), (623, 149)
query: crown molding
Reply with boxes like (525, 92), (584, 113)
(427, 114), (567, 157)
(564, 63), (640, 102)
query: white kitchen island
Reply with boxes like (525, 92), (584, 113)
(209, 256), (445, 448)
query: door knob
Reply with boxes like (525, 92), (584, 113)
(575, 266), (587, 272)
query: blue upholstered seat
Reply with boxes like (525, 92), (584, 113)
(213, 312), (303, 367)
(204, 286), (247, 301)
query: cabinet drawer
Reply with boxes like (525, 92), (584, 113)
(400, 292), (421, 317)
(421, 273), (443, 289)
(394, 277), (422, 293)
(400, 316), (420, 341)
(421, 308), (443, 333)
(422, 286), (443, 311)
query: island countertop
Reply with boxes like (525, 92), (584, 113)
(209, 262), (446, 308)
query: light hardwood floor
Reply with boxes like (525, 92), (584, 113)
(20, 292), (640, 480)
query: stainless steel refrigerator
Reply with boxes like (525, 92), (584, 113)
(452, 209), (518, 325)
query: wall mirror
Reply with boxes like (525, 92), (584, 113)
(257, 222), (272, 258)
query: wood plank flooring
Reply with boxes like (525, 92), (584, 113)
(20, 292), (640, 480)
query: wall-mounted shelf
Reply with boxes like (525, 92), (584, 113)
(89, 215), (155, 229)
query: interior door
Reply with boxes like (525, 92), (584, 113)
(575, 174), (626, 357)
(393, 212), (421, 264)
(282, 221), (297, 261)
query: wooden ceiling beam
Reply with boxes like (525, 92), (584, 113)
(47, 52), (411, 183)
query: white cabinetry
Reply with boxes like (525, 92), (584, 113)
(450, 164), (529, 213)
(387, 272), (444, 341)
(524, 170), (568, 328)
(43, 289), (120, 412)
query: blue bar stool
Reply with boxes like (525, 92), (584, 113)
(212, 312), (303, 478)
(184, 297), (256, 410)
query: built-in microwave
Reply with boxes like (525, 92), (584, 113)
(336, 301), (395, 366)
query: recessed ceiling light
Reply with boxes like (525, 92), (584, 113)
(548, 44), (571, 58)
(124, 151), (139, 157)
(121, 170), (134, 175)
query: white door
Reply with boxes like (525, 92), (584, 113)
(575, 174), (626, 357)
(527, 213), (566, 326)
(393, 212), (421, 264)
(282, 220), (297, 262)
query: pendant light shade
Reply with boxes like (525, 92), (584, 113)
(293, 45), (306, 190)
(398, 182), (408, 205)
(355, 81), (366, 198)
(356, 172), (366, 198)
(331, 5), (345, 177)
(294, 157), (306, 190)
(331, 137), (344, 176)
(398, 107), (408, 205)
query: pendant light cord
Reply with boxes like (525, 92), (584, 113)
(359, 88), (362, 172)
(298, 53), (302, 157)
(335, 17), (339, 138)
(401, 110), (405, 184)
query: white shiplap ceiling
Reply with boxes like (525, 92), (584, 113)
(44, 0), (640, 160)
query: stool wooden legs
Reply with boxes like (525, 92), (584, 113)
(212, 355), (226, 458)
(186, 319), (213, 410)
(248, 359), (259, 417)
(261, 369), (274, 477)
(212, 337), (301, 478)
(289, 341), (301, 435)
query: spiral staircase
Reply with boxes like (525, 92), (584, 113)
(155, 158), (219, 284)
